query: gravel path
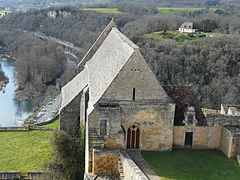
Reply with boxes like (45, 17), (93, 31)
(30, 94), (61, 125)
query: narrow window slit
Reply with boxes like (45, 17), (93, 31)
(133, 88), (136, 101)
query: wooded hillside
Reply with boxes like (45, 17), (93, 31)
(0, 5), (240, 108)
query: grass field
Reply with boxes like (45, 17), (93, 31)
(83, 8), (122, 14)
(142, 150), (240, 180)
(0, 120), (59, 173)
(157, 7), (215, 15)
(144, 31), (207, 44)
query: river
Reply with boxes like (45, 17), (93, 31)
(0, 59), (33, 127)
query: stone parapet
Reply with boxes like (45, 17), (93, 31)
(206, 114), (240, 126)
(0, 126), (29, 131)
(119, 150), (148, 180)
(0, 171), (21, 179)
(27, 171), (52, 179)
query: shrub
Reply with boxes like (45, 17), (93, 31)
(48, 130), (84, 180)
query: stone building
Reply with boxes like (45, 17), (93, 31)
(60, 20), (176, 176)
(60, 20), (240, 178)
(221, 104), (240, 116)
(178, 22), (197, 33)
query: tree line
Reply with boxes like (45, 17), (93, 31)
(138, 35), (240, 108)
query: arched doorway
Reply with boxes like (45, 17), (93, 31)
(126, 125), (140, 149)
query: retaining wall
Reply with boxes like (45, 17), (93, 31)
(0, 171), (21, 179)
(0, 171), (51, 180)
(0, 126), (29, 131)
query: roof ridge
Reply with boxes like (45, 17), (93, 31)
(112, 27), (139, 50)
(77, 19), (116, 68)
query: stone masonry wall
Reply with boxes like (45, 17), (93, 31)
(220, 127), (233, 158)
(119, 151), (148, 180)
(121, 102), (175, 151)
(206, 114), (240, 126)
(88, 102), (175, 151)
(60, 92), (82, 137)
(88, 106), (124, 149)
(0, 171), (51, 180)
(92, 149), (119, 175)
(0, 172), (21, 179)
(220, 126), (240, 158)
(173, 126), (222, 149)
(101, 50), (170, 102)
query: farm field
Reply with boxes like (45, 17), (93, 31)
(142, 150), (240, 180)
(157, 7), (215, 15)
(0, 119), (59, 173)
(83, 8), (122, 14)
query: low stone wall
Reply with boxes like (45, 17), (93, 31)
(206, 114), (240, 126)
(173, 126), (222, 149)
(27, 171), (52, 180)
(0, 126), (54, 132)
(0, 171), (21, 179)
(0, 126), (29, 131)
(0, 171), (51, 180)
(119, 151), (148, 180)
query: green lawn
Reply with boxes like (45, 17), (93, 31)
(157, 7), (215, 15)
(144, 31), (207, 44)
(0, 120), (59, 173)
(83, 8), (122, 14)
(142, 149), (240, 180)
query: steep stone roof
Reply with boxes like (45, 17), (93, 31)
(61, 67), (88, 110)
(163, 86), (207, 126)
(87, 27), (138, 113)
(77, 19), (116, 69)
(61, 23), (139, 113)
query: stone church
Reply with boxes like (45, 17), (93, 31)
(60, 20), (240, 178)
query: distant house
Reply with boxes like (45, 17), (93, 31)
(0, 10), (11, 17)
(47, 11), (57, 18)
(178, 22), (197, 33)
(221, 104), (240, 116)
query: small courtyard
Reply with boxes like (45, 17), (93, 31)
(142, 149), (240, 180)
